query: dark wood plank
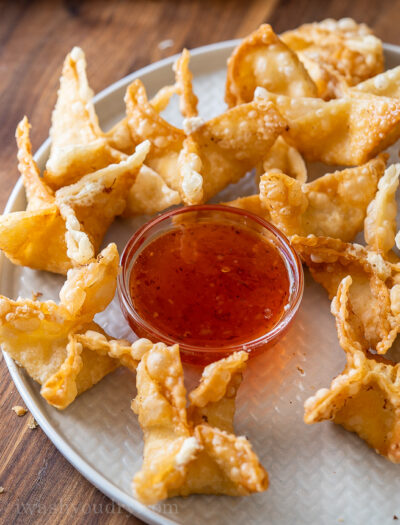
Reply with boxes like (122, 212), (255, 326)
(0, 0), (399, 523)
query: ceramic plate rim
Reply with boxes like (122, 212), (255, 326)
(2, 39), (400, 525)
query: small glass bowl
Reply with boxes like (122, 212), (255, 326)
(117, 204), (304, 365)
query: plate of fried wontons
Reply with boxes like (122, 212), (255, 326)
(4, 18), (400, 525)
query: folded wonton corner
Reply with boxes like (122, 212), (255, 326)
(132, 345), (268, 504)
(291, 164), (400, 355)
(304, 275), (400, 463)
(0, 117), (149, 274)
(0, 243), (152, 409)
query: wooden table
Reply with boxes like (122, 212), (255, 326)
(1, 0), (400, 523)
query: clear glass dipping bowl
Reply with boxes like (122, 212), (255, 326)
(117, 204), (304, 365)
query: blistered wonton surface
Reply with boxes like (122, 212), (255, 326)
(255, 87), (400, 165)
(44, 47), (124, 189)
(225, 24), (317, 107)
(281, 18), (384, 99)
(291, 233), (400, 355)
(126, 78), (286, 205)
(0, 244), (122, 409)
(260, 136), (307, 183)
(304, 276), (400, 462)
(290, 163), (400, 357)
(259, 155), (386, 241)
(0, 118), (149, 273)
(132, 345), (268, 504)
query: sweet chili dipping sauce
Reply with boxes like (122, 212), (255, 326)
(118, 206), (303, 364)
(118, 205), (303, 364)
(129, 221), (290, 348)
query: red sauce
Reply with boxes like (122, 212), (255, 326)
(129, 221), (290, 348)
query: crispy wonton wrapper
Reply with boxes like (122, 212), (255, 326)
(290, 161), (400, 355)
(0, 244), (139, 409)
(132, 345), (268, 504)
(126, 79), (286, 204)
(291, 162), (400, 353)
(225, 24), (317, 107)
(44, 46), (182, 217)
(281, 18), (384, 99)
(255, 87), (400, 166)
(259, 154), (386, 241)
(304, 276), (400, 463)
(291, 233), (400, 354)
(0, 118), (148, 273)
(44, 47), (125, 189)
(111, 48), (198, 215)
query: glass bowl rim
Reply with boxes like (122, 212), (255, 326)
(117, 204), (304, 355)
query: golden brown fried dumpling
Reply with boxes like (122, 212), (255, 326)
(132, 345), (268, 504)
(281, 18), (384, 99)
(122, 49), (198, 214)
(0, 118), (149, 273)
(126, 79), (286, 205)
(0, 244), (123, 409)
(189, 98), (287, 203)
(291, 235), (398, 354)
(225, 24), (317, 107)
(255, 87), (400, 166)
(55, 140), (149, 260)
(260, 155), (386, 241)
(44, 47), (124, 189)
(125, 79), (187, 198)
(304, 276), (400, 463)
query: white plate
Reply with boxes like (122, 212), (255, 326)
(4, 41), (400, 525)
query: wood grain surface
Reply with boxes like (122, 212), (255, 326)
(1, 0), (400, 523)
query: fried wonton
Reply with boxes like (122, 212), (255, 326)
(126, 79), (286, 204)
(255, 87), (400, 166)
(296, 233), (400, 354)
(259, 154), (386, 241)
(44, 47), (125, 189)
(292, 161), (400, 353)
(225, 24), (317, 107)
(0, 118), (148, 273)
(0, 244), (125, 409)
(108, 47), (197, 155)
(290, 231), (400, 355)
(43, 46), (185, 218)
(304, 275), (400, 463)
(132, 345), (268, 504)
(188, 99), (286, 202)
(281, 18), (384, 99)
(121, 49), (199, 214)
